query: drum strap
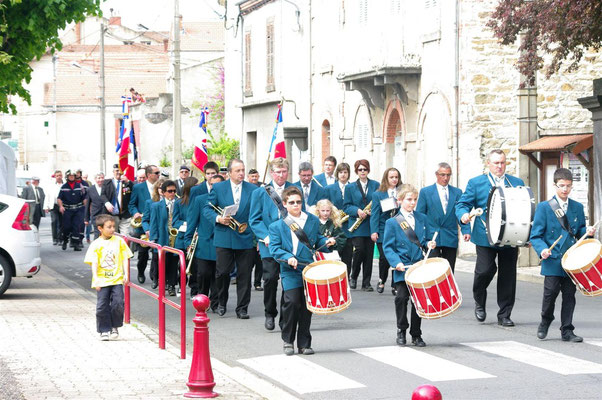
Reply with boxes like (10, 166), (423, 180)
(284, 215), (313, 252)
(265, 185), (287, 217)
(394, 214), (426, 253)
(548, 198), (576, 239)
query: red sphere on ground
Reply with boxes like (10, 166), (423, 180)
(411, 384), (442, 400)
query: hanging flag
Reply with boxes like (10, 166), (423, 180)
(117, 96), (137, 181)
(192, 107), (209, 171)
(268, 103), (286, 159)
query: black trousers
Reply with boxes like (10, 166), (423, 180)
(474, 245), (518, 318)
(281, 287), (312, 348)
(351, 236), (375, 288)
(341, 239), (353, 276)
(150, 251), (159, 283)
(542, 276), (576, 334)
(194, 258), (218, 307)
(376, 242), (390, 285)
(215, 247), (254, 314)
(61, 207), (84, 243)
(96, 284), (124, 333)
(50, 207), (62, 242)
(262, 257), (280, 318)
(433, 246), (458, 273)
(164, 252), (179, 287)
(253, 249), (263, 287)
(394, 282), (422, 337)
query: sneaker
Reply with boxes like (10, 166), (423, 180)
(100, 332), (110, 341)
(110, 328), (119, 340)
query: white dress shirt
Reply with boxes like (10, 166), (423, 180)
(436, 183), (449, 214)
(231, 181), (242, 204)
(359, 180), (368, 195)
(325, 174), (335, 186)
(555, 195), (569, 212)
(289, 212), (308, 255)
(146, 180), (154, 197)
(273, 182), (286, 197)
(339, 182), (347, 199)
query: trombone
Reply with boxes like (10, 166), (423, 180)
(208, 202), (248, 233)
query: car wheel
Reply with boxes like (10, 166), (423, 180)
(0, 255), (12, 297)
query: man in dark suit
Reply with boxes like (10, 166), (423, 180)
(417, 162), (471, 272)
(293, 161), (326, 208)
(129, 164), (160, 283)
(456, 149), (525, 327)
(21, 177), (45, 229)
(205, 159), (259, 318)
(103, 164), (134, 234)
(190, 161), (219, 202)
(175, 164), (190, 197)
(85, 173), (109, 238)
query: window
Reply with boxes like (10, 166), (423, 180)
(244, 31), (252, 96)
(266, 19), (275, 92)
(423, 0), (440, 38)
(354, 105), (372, 152)
(359, 0), (368, 25)
(390, 0), (401, 14)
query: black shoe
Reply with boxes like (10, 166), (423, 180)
(377, 281), (384, 294)
(237, 311), (250, 319)
(255, 285), (264, 291)
(53, 240), (58, 245)
(210, 303), (218, 313)
(392, 288), (397, 296)
(412, 336), (427, 347)
(475, 305), (486, 322)
(349, 278), (357, 290)
(217, 306), (226, 316)
(168, 285), (176, 296)
(396, 329), (406, 346)
(362, 286), (374, 292)
(562, 331), (583, 342)
(74, 244), (82, 251)
(283, 342), (294, 356)
(498, 317), (515, 327)
(62, 241), (68, 250)
(151, 281), (158, 290)
(298, 347), (314, 355)
(265, 316), (275, 331)
(537, 321), (551, 339)
(137, 273), (145, 284)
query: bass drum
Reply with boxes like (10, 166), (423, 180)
(486, 186), (535, 247)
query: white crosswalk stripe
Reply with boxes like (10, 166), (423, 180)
(462, 340), (602, 375)
(585, 339), (602, 348)
(238, 354), (365, 394)
(352, 346), (494, 381)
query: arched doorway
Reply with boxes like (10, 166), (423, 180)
(383, 100), (405, 178)
(418, 92), (453, 186)
(321, 120), (331, 162)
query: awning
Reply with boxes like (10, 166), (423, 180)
(519, 134), (593, 169)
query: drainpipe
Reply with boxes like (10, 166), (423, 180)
(453, 0), (460, 186)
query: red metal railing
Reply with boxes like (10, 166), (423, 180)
(118, 234), (187, 359)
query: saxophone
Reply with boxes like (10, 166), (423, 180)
(168, 204), (178, 247)
(348, 201), (372, 232)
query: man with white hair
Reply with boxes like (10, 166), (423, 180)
(21, 176), (45, 229)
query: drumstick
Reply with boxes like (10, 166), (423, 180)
(276, 259), (309, 267)
(314, 234), (344, 253)
(573, 220), (601, 248)
(468, 208), (484, 221)
(421, 231), (439, 266)
(540, 235), (563, 260)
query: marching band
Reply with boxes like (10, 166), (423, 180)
(123, 149), (598, 355)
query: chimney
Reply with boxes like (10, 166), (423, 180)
(109, 16), (121, 26)
(163, 38), (169, 52)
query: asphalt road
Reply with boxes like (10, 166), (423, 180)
(38, 219), (602, 400)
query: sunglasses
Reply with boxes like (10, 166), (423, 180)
(165, 189), (177, 193)
(151, 171), (160, 175)
(287, 200), (303, 205)
(357, 168), (368, 172)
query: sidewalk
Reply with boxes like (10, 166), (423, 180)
(455, 257), (544, 284)
(0, 267), (266, 400)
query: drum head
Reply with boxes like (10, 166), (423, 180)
(563, 240), (602, 271)
(406, 258), (451, 285)
(486, 187), (504, 245)
(304, 261), (346, 280)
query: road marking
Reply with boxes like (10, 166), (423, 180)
(351, 346), (495, 382)
(462, 341), (602, 375)
(585, 339), (602, 348)
(238, 355), (364, 394)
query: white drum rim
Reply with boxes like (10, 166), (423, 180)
(486, 185), (535, 247)
(562, 239), (602, 273)
(302, 259), (348, 284)
(405, 257), (452, 287)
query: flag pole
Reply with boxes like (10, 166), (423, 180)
(262, 100), (284, 185)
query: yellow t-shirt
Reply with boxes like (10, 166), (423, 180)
(84, 236), (134, 288)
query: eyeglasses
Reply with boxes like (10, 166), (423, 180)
(437, 173), (452, 177)
(555, 184), (573, 190)
(165, 189), (177, 193)
(287, 200), (303, 205)
(357, 168), (368, 172)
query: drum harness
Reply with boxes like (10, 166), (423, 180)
(394, 213), (427, 256)
(548, 198), (577, 242)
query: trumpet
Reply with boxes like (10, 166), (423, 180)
(348, 201), (372, 232)
(140, 233), (150, 247)
(186, 229), (198, 275)
(131, 215), (142, 228)
(209, 202), (248, 233)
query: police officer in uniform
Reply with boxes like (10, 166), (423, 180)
(57, 170), (87, 251)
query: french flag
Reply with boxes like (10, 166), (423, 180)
(192, 107), (209, 171)
(116, 96), (137, 181)
(269, 104), (286, 159)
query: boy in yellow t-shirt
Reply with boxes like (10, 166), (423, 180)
(84, 214), (133, 341)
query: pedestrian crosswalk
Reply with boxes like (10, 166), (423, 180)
(238, 340), (602, 395)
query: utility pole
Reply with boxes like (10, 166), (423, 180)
(172, 0), (182, 176)
(52, 54), (58, 170)
(100, 22), (106, 172)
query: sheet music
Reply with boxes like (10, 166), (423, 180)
(380, 197), (397, 212)
(222, 204), (239, 217)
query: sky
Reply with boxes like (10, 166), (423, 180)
(99, 0), (222, 31)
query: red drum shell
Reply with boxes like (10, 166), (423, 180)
(302, 260), (351, 315)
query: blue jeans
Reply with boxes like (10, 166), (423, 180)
(96, 284), (124, 333)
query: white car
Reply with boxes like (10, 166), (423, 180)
(0, 194), (41, 296)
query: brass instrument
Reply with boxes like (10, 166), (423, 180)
(140, 233), (150, 247)
(186, 229), (198, 275)
(168, 206), (177, 247)
(348, 201), (372, 232)
(131, 215), (142, 228)
(338, 210), (350, 224)
(209, 202), (248, 233)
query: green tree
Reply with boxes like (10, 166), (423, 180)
(0, 0), (102, 114)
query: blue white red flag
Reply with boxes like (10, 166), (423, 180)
(117, 96), (137, 181)
(268, 104), (286, 159)
(192, 107), (209, 171)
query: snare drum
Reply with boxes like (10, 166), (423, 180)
(404, 258), (462, 319)
(562, 239), (602, 297)
(486, 186), (535, 247)
(302, 260), (351, 315)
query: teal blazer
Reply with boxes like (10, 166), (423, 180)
(129, 182), (151, 234)
(172, 198), (191, 250)
(185, 193), (216, 261)
(383, 211), (429, 283)
(370, 190), (396, 243)
(343, 179), (379, 238)
(293, 180), (327, 207)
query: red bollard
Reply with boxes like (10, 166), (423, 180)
(411, 384), (442, 400)
(184, 295), (219, 398)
